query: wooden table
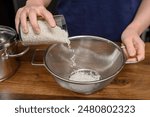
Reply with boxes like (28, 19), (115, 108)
(0, 43), (150, 100)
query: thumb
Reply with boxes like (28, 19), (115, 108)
(122, 38), (136, 57)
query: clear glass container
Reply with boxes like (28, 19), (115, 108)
(19, 15), (69, 46)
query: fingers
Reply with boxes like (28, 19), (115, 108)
(122, 45), (138, 63)
(20, 10), (28, 34)
(122, 38), (136, 57)
(41, 9), (56, 27)
(15, 6), (55, 34)
(122, 37), (145, 63)
(15, 8), (23, 33)
(135, 37), (145, 61)
(20, 8), (29, 33)
(121, 44), (137, 63)
(28, 9), (40, 34)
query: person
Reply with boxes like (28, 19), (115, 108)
(15, 0), (150, 63)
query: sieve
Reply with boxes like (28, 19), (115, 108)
(32, 35), (138, 94)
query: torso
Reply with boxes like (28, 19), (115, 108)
(56, 0), (141, 41)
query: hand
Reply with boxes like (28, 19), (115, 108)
(15, 4), (56, 34)
(121, 26), (145, 63)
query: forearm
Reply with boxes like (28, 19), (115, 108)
(128, 0), (150, 35)
(26, 0), (52, 7)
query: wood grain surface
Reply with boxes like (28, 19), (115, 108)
(0, 43), (150, 100)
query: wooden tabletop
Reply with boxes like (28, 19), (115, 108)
(0, 43), (150, 100)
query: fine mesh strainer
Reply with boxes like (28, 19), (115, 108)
(41, 35), (126, 94)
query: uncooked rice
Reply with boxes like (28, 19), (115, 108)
(20, 20), (70, 45)
(69, 70), (101, 82)
(68, 69), (101, 93)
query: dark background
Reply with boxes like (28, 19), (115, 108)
(0, 0), (149, 41)
(0, 0), (15, 28)
(0, 0), (57, 29)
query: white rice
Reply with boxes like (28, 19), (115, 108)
(20, 20), (70, 45)
(69, 70), (101, 82)
(68, 70), (101, 93)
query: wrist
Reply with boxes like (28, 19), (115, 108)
(127, 21), (145, 35)
(26, 0), (45, 6)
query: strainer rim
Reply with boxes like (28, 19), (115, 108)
(44, 35), (126, 84)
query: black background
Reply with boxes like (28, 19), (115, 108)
(0, 0), (15, 28)
(0, 0), (149, 41)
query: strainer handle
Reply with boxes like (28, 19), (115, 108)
(121, 45), (139, 64)
(31, 49), (45, 66)
(125, 60), (139, 64)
